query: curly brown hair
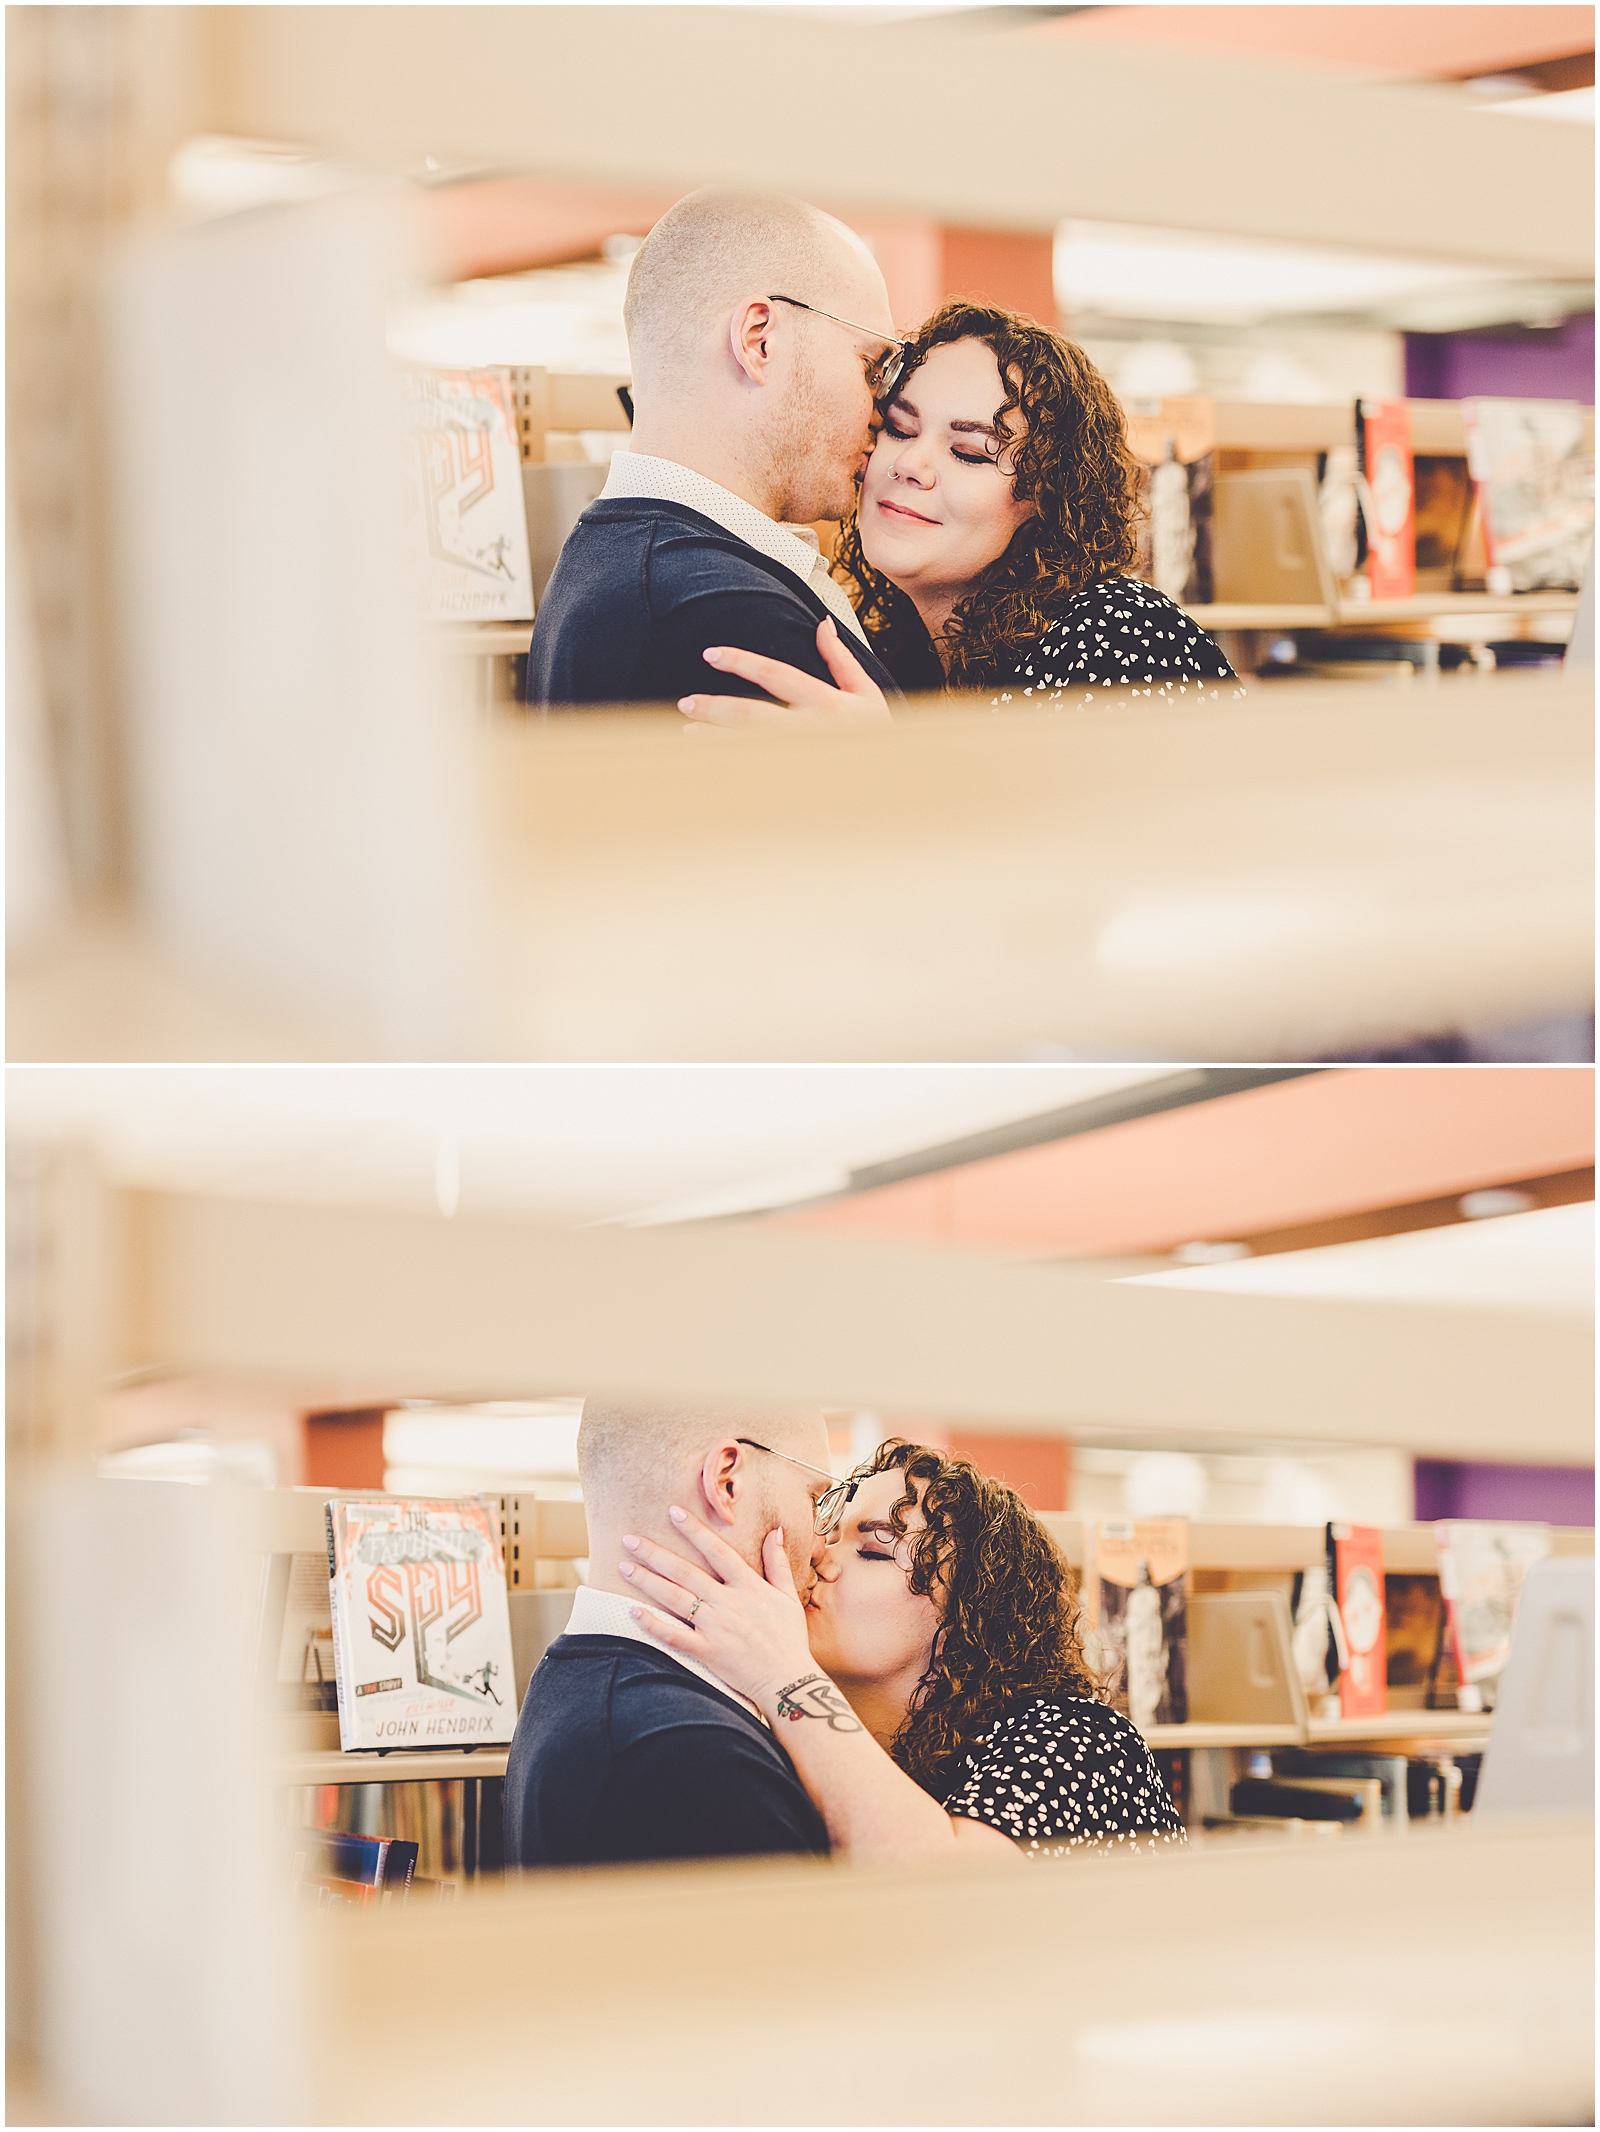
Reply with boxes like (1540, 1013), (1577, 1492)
(851, 1437), (1104, 1796)
(831, 300), (1143, 692)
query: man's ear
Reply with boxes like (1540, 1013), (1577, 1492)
(699, 1438), (744, 1528)
(728, 298), (775, 389)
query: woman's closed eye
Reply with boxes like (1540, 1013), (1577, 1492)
(882, 413), (995, 467)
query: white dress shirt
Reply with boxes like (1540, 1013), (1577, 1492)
(562, 1582), (767, 1725)
(600, 449), (869, 647)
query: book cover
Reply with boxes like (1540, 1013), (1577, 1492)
(398, 367), (535, 622)
(1356, 399), (1415, 601)
(1433, 1521), (1551, 1707)
(1124, 396), (1215, 606)
(1083, 1517), (1188, 1726)
(1463, 398), (1594, 593)
(1327, 1523), (1387, 1721)
(326, 1498), (518, 1751)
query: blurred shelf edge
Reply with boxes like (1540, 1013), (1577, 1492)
(422, 595), (1580, 662)
(1139, 1712), (1493, 1751)
(273, 1744), (511, 1787)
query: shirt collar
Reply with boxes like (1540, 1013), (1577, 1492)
(563, 1583), (767, 1725)
(599, 450), (867, 644)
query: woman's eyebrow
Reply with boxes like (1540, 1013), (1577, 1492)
(949, 418), (999, 435)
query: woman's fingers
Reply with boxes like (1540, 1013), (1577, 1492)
(814, 618), (890, 714)
(701, 643), (836, 703)
(761, 1526), (801, 1600)
(630, 1604), (695, 1655)
(618, 1556), (702, 1619)
(620, 1531), (723, 1599)
(665, 1503), (766, 1584)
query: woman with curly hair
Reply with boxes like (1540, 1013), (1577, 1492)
(678, 301), (1233, 725)
(620, 1437), (1184, 1861)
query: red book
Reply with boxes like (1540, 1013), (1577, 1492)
(1328, 1522), (1387, 1720)
(1358, 399), (1415, 601)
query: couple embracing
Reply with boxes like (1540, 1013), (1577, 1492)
(504, 1401), (1183, 1868)
(528, 187), (1234, 720)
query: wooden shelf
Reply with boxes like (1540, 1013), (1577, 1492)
(422, 622), (531, 656)
(273, 1745), (510, 1787)
(1306, 1711), (1492, 1747)
(1141, 1721), (1304, 1749)
(1139, 1711), (1492, 1752)
(1191, 592), (1578, 635)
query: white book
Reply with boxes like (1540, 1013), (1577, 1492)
(326, 1498), (518, 1751)
(398, 367), (535, 621)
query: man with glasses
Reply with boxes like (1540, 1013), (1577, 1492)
(527, 186), (905, 713)
(505, 1396), (857, 1868)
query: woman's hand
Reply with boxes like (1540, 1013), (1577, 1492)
(620, 1506), (818, 1710)
(678, 616), (892, 730)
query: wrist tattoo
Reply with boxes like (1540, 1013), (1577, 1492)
(774, 1673), (862, 1732)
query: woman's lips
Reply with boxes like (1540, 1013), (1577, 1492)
(877, 497), (940, 526)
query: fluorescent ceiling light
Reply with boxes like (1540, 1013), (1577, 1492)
(1126, 1202), (1594, 1317)
(1054, 218), (1532, 326)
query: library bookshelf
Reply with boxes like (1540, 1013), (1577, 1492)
(259, 1498), (1587, 1784)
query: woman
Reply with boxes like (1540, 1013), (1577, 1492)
(617, 1437), (1185, 1863)
(680, 302), (1236, 726)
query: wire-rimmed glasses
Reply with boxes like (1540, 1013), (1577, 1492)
(768, 294), (910, 403)
(736, 1436), (860, 1537)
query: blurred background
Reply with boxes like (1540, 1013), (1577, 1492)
(5, 1058), (1594, 2122)
(5, 5), (1595, 1064)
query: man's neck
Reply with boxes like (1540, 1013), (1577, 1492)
(626, 417), (788, 523)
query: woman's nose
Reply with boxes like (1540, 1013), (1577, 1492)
(892, 444), (936, 488)
(813, 1540), (842, 1582)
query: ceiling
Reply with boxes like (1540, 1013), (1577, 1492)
(1130, 1199), (1594, 1317)
(3, 1063), (1168, 1224)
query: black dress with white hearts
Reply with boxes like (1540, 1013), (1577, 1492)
(938, 1693), (1187, 1857)
(994, 574), (1237, 707)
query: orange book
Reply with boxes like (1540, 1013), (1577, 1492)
(1329, 1522), (1387, 1720)
(1357, 399), (1415, 601)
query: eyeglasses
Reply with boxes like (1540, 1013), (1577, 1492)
(768, 295), (910, 403)
(736, 1437), (860, 1537)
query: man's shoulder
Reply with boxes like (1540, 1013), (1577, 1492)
(535, 1635), (772, 1742)
(572, 498), (815, 595)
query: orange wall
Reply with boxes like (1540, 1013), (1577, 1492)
(1048, 6), (1596, 79)
(778, 1067), (1594, 1259)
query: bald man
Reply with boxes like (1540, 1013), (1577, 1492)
(526, 188), (905, 711)
(504, 1399), (839, 1867)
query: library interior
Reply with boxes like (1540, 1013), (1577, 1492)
(5, 1060), (1594, 2125)
(4, 3), (1595, 1067)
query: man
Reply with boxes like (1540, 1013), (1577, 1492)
(503, 1398), (839, 1867)
(527, 188), (904, 711)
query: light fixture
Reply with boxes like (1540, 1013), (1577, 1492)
(1459, 1188), (1535, 1220)
(1173, 1240), (1250, 1265)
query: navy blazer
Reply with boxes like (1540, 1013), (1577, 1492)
(526, 497), (900, 710)
(503, 1634), (831, 1868)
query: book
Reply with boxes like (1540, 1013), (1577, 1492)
(326, 1498), (518, 1751)
(1355, 399), (1415, 601)
(1433, 1521), (1551, 1710)
(288, 1827), (420, 1892)
(1463, 398), (1595, 593)
(1274, 1748), (1409, 1830)
(1124, 396), (1215, 606)
(1328, 1522), (1386, 1721)
(398, 367), (535, 621)
(1082, 1517), (1188, 1726)
(1229, 1775), (1379, 1826)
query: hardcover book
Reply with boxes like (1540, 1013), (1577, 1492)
(398, 367), (535, 621)
(326, 1498), (518, 1751)
(1328, 1522), (1387, 1721)
(1356, 399), (1415, 601)
(1463, 398), (1594, 592)
(1082, 1517), (1188, 1727)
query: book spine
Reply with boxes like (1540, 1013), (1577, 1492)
(326, 1503), (352, 1752)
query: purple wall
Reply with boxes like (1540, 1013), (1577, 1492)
(1404, 314), (1595, 404)
(1414, 1458), (1595, 1527)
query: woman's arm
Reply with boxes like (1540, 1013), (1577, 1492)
(619, 1510), (1014, 1866)
(678, 616), (894, 730)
